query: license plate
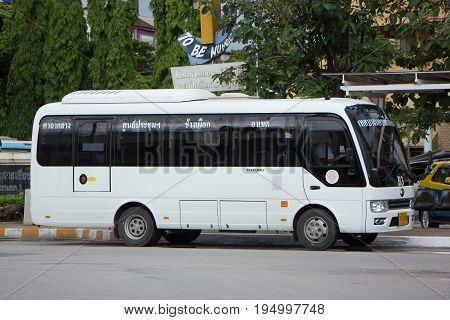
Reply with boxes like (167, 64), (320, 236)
(398, 212), (408, 226)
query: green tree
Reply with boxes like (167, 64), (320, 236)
(133, 39), (155, 89)
(384, 0), (449, 143)
(87, 0), (110, 89)
(150, 0), (199, 88)
(3, 0), (48, 139)
(43, 0), (88, 103)
(133, 39), (155, 76)
(105, 0), (138, 88)
(0, 2), (13, 121)
(88, 0), (138, 89)
(216, 0), (398, 98)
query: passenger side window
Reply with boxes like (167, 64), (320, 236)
(166, 116), (230, 167)
(305, 117), (363, 186)
(76, 121), (110, 167)
(230, 115), (300, 167)
(115, 116), (164, 166)
(37, 117), (73, 166)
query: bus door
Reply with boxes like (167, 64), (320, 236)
(303, 116), (364, 233)
(73, 119), (112, 192)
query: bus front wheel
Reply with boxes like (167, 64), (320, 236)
(163, 230), (202, 244)
(297, 208), (338, 250)
(118, 207), (162, 247)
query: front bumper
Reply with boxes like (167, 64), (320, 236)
(366, 207), (414, 233)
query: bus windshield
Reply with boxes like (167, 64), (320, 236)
(346, 105), (412, 188)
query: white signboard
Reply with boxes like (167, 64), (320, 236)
(170, 62), (245, 92)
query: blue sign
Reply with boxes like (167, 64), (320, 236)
(0, 0), (12, 4)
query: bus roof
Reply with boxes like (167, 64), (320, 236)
(61, 89), (216, 104)
(37, 90), (374, 119)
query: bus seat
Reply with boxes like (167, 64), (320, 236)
(435, 190), (450, 210)
(412, 189), (436, 210)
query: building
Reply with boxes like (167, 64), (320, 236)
(131, 16), (155, 44)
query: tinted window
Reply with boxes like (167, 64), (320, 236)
(432, 166), (449, 184)
(115, 116), (164, 166)
(76, 121), (110, 166)
(166, 115), (230, 167)
(37, 117), (73, 166)
(231, 115), (300, 167)
(305, 116), (364, 187)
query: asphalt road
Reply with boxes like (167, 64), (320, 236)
(1, 234), (449, 300)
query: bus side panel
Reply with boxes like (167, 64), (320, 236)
(111, 167), (308, 231)
(31, 167), (74, 226)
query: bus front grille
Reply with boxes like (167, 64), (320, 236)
(388, 199), (411, 210)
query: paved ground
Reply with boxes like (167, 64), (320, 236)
(1, 234), (449, 300)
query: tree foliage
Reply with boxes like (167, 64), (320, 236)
(88, 0), (138, 89)
(133, 39), (155, 88)
(0, 3), (13, 116)
(43, 0), (88, 103)
(3, 0), (48, 139)
(216, 0), (398, 98)
(215, 0), (448, 143)
(0, 0), (148, 139)
(150, 0), (199, 88)
(384, 0), (449, 143)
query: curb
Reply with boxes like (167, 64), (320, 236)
(377, 235), (450, 248)
(0, 226), (116, 241)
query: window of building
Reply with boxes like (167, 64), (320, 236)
(139, 34), (154, 43)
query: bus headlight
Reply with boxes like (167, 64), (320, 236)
(370, 201), (388, 213)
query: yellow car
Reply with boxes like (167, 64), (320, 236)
(414, 161), (450, 228)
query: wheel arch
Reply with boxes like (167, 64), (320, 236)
(113, 201), (155, 238)
(292, 204), (340, 241)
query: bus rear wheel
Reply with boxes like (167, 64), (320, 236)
(163, 230), (202, 244)
(297, 208), (338, 250)
(118, 207), (162, 247)
(341, 233), (378, 247)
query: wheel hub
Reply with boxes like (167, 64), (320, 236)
(422, 211), (429, 228)
(304, 217), (328, 243)
(124, 215), (147, 240)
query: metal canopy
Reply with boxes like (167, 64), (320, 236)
(323, 71), (450, 97)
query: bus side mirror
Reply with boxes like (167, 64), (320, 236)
(345, 148), (355, 164)
(445, 177), (450, 185)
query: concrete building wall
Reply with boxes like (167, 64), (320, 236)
(436, 123), (450, 151)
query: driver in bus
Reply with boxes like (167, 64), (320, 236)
(313, 132), (345, 166)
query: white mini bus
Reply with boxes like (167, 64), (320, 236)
(31, 89), (414, 250)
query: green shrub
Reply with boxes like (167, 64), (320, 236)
(0, 196), (24, 208)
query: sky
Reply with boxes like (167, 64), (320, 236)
(81, 0), (153, 17)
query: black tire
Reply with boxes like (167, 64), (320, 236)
(341, 233), (378, 247)
(163, 230), (202, 244)
(429, 223), (440, 228)
(296, 208), (338, 250)
(118, 207), (162, 247)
